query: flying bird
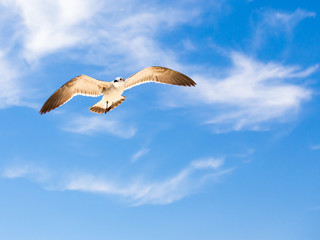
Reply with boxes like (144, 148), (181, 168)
(40, 66), (196, 115)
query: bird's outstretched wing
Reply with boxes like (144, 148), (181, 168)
(124, 66), (196, 90)
(40, 75), (111, 114)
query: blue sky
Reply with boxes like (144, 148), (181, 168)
(0, 0), (319, 239)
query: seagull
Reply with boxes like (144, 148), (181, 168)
(40, 66), (196, 115)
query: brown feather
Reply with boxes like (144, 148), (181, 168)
(40, 75), (110, 114)
(89, 97), (126, 114)
(89, 106), (106, 114)
(124, 66), (196, 90)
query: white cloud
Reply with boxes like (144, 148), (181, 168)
(2, 164), (50, 182)
(0, 0), (102, 61)
(1, 157), (232, 206)
(0, 52), (21, 108)
(62, 115), (136, 138)
(0, 0), (199, 67)
(310, 144), (320, 150)
(63, 157), (231, 205)
(252, 8), (316, 48)
(131, 148), (149, 162)
(0, 51), (40, 109)
(168, 52), (316, 132)
(191, 157), (224, 169)
(81, 4), (199, 73)
(264, 9), (316, 31)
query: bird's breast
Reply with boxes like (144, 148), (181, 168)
(103, 85), (125, 103)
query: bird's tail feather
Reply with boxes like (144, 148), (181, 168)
(90, 96), (126, 114)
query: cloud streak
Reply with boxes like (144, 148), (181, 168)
(0, 0), (199, 67)
(62, 115), (137, 138)
(0, 52), (21, 108)
(252, 8), (316, 49)
(131, 148), (149, 162)
(168, 52), (316, 132)
(1, 157), (232, 206)
(310, 144), (320, 151)
(1, 0), (102, 61)
(2, 163), (50, 182)
(262, 9), (316, 32)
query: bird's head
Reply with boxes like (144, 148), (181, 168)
(112, 77), (125, 87)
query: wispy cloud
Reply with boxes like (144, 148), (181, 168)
(263, 9), (316, 31)
(0, 0), (199, 67)
(1, 157), (232, 206)
(0, 52), (21, 108)
(62, 115), (136, 138)
(310, 144), (320, 150)
(78, 2), (200, 72)
(1, 0), (102, 61)
(252, 8), (316, 48)
(131, 148), (149, 162)
(168, 52), (316, 132)
(2, 164), (50, 182)
(0, 51), (38, 109)
(57, 157), (231, 205)
(190, 157), (224, 169)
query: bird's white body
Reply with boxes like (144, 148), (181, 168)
(98, 81), (125, 109)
